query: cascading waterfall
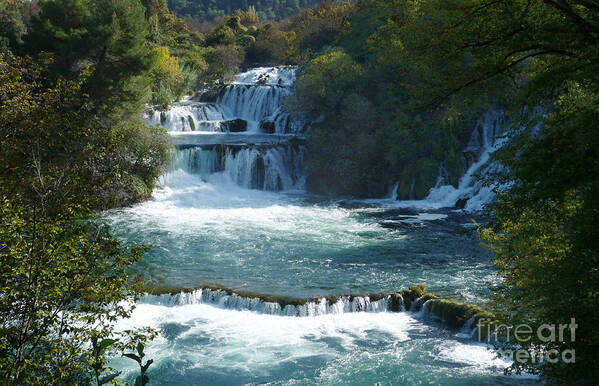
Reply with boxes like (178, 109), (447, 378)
(147, 100), (227, 132)
(141, 288), (394, 317)
(147, 66), (305, 135)
(110, 67), (529, 384)
(217, 84), (291, 129)
(423, 111), (509, 211)
(149, 66), (307, 191)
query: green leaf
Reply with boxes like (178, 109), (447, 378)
(136, 341), (144, 356)
(99, 338), (117, 352)
(123, 353), (141, 363)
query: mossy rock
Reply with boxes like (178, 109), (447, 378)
(471, 311), (498, 341)
(188, 115), (195, 131)
(397, 173), (413, 200)
(445, 147), (464, 187)
(400, 285), (427, 310)
(427, 298), (495, 330)
(414, 158), (439, 199)
(389, 293), (404, 311)
(140, 281), (497, 337)
(455, 197), (469, 209)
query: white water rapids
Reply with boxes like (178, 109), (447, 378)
(106, 67), (537, 384)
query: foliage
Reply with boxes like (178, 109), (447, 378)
(25, 0), (156, 121)
(152, 46), (182, 88)
(386, 0), (599, 381)
(166, 0), (322, 22)
(296, 50), (363, 115)
(123, 342), (154, 386)
(151, 81), (177, 110)
(479, 85), (599, 380)
(150, 46), (183, 108)
(284, 1), (355, 59)
(0, 0), (28, 52)
(291, 1), (491, 198)
(246, 22), (295, 64)
(205, 43), (244, 79)
(0, 199), (146, 383)
(95, 121), (172, 207)
(0, 53), (158, 383)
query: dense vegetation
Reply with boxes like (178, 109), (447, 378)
(177, 0), (508, 198)
(0, 0), (172, 382)
(168, 0), (322, 23)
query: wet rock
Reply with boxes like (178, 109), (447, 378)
(260, 120), (276, 134)
(222, 118), (248, 132)
(455, 197), (469, 209)
(198, 85), (223, 102)
(426, 298), (494, 330)
(389, 293), (404, 312)
(400, 285), (427, 310)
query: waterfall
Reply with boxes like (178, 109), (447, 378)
(423, 111), (509, 211)
(147, 100), (227, 132)
(172, 145), (304, 191)
(217, 84), (292, 129)
(140, 288), (394, 317)
(149, 66), (308, 191)
(147, 66), (305, 135)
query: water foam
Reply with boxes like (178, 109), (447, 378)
(141, 288), (393, 317)
(110, 302), (523, 384)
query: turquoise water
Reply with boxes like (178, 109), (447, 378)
(112, 303), (531, 385)
(106, 168), (533, 385)
(105, 67), (532, 385)
(107, 170), (494, 301)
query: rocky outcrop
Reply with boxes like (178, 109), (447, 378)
(197, 85), (223, 103)
(423, 298), (495, 330)
(221, 118), (248, 132)
(260, 120), (276, 134)
(187, 115), (195, 131)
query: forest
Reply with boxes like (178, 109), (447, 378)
(167, 0), (323, 23)
(1, 0), (598, 383)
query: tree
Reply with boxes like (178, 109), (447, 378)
(26, 0), (156, 120)
(381, 0), (599, 380)
(249, 22), (294, 64)
(0, 0), (28, 52)
(0, 53), (158, 383)
(295, 50), (363, 115)
(205, 43), (244, 79)
(480, 84), (599, 380)
(150, 45), (183, 108)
